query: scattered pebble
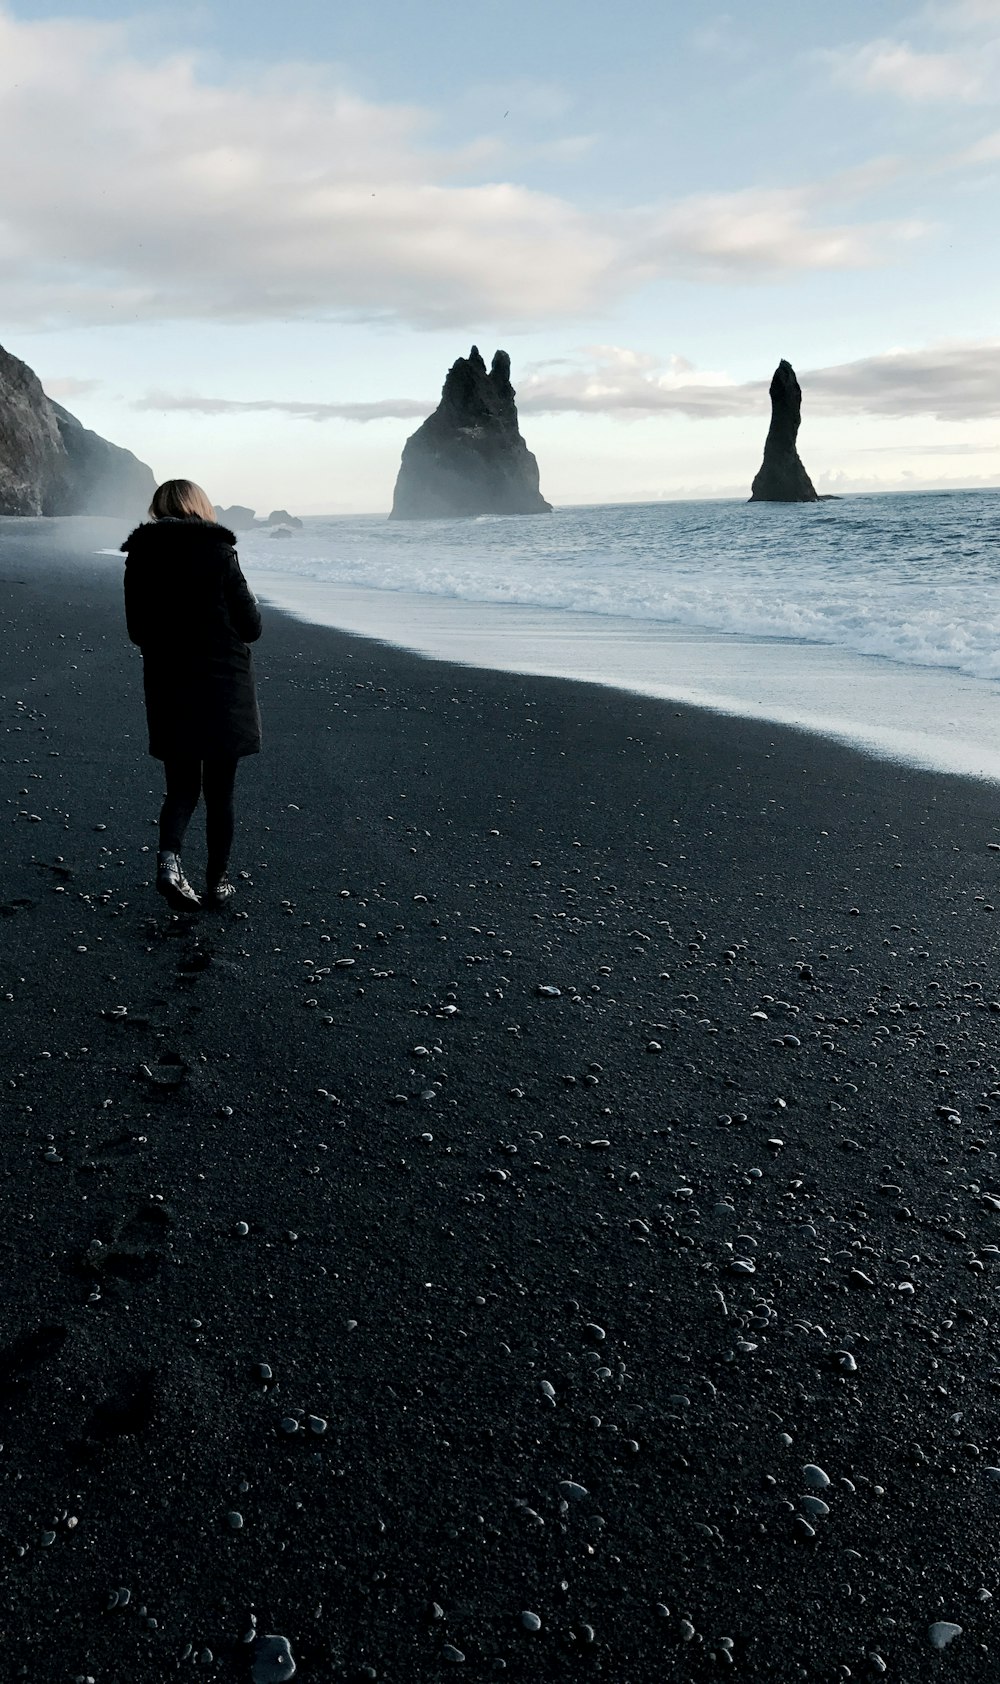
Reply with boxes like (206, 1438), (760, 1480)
(520, 1610), (542, 1631)
(928, 1622), (962, 1651)
(252, 1634), (296, 1681)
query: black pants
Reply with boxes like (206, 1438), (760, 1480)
(159, 756), (239, 880)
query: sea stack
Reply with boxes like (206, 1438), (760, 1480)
(749, 359), (818, 503)
(390, 346), (552, 519)
(0, 340), (155, 518)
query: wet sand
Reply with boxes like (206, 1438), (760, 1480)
(3, 518), (1000, 1680)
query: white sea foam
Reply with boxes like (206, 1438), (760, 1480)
(238, 491), (1000, 684)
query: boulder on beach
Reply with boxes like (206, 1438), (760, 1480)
(0, 341), (155, 518)
(390, 346), (552, 519)
(749, 359), (818, 503)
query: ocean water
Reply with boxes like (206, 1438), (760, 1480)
(235, 490), (1000, 781)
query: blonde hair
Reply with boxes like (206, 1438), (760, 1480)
(149, 479), (217, 522)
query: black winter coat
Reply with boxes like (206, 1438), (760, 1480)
(122, 517), (262, 761)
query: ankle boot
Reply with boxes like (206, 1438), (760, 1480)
(156, 851), (201, 911)
(204, 873), (236, 908)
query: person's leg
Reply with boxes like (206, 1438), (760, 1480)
(203, 755), (239, 886)
(157, 756), (203, 908)
(159, 756), (202, 853)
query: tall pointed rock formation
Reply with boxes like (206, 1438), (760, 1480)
(390, 346), (551, 519)
(749, 359), (818, 503)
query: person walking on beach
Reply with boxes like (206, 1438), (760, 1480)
(122, 479), (262, 911)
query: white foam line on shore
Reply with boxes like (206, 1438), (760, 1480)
(253, 568), (1000, 784)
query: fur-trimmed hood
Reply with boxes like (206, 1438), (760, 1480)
(121, 516), (238, 552)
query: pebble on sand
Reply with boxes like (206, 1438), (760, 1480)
(928, 1622), (963, 1650)
(251, 1634), (296, 1682)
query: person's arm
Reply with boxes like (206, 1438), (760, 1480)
(122, 557), (148, 646)
(223, 549), (262, 643)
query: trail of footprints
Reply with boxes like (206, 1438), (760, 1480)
(3, 908), (224, 1467)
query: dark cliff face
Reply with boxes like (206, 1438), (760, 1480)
(390, 346), (552, 519)
(0, 342), (155, 518)
(49, 402), (157, 519)
(749, 360), (818, 503)
(0, 344), (66, 516)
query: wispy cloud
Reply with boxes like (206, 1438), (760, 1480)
(824, 1), (1000, 105)
(140, 341), (1000, 425)
(634, 183), (922, 283)
(135, 391), (430, 423)
(41, 376), (102, 400)
(689, 13), (751, 62)
(826, 39), (989, 103)
(522, 342), (1000, 421)
(0, 5), (923, 332)
(923, 1), (1000, 33)
(955, 127), (1000, 162)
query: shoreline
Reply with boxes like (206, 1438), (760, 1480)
(246, 565), (1000, 786)
(4, 521), (1000, 1679)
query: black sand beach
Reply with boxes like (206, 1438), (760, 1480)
(5, 518), (1000, 1681)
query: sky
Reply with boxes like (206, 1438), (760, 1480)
(2, 0), (1000, 512)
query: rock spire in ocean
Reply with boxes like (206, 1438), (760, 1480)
(390, 346), (552, 519)
(749, 359), (818, 503)
(0, 340), (155, 518)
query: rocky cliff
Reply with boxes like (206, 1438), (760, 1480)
(390, 346), (552, 519)
(0, 341), (155, 518)
(749, 360), (818, 503)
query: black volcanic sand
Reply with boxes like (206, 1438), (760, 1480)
(3, 518), (1000, 1683)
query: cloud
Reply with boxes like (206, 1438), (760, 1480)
(955, 127), (1000, 162)
(0, 5), (923, 332)
(923, 1), (1000, 32)
(40, 376), (102, 400)
(532, 341), (1000, 423)
(135, 391), (430, 423)
(518, 342), (1000, 422)
(139, 340), (1000, 425)
(826, 39), (988, 102)
(690, 14), (751, 61)
(518, 347), (766, 418)
(825, 2), (1000, 106)
(805, 342), (1000, 419)
(857, 441), (999, 454)
(634, 184), (922, 283)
